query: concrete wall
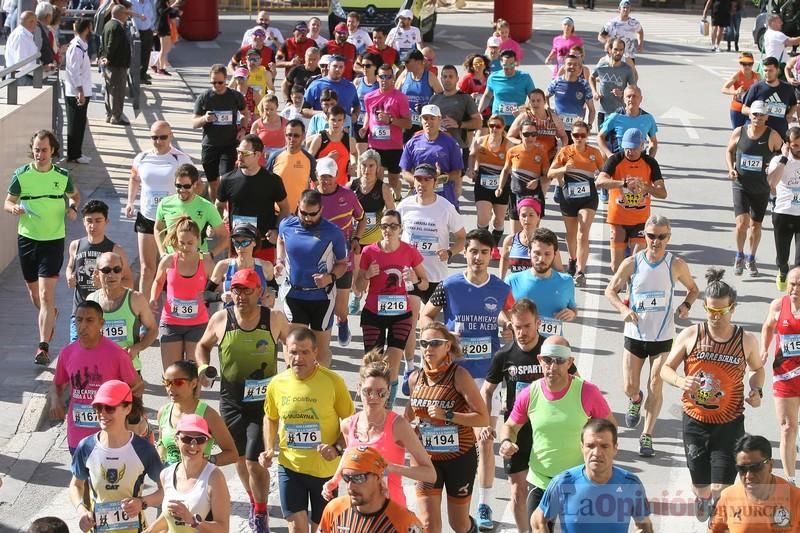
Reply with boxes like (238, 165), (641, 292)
(0, 86), (54, 273)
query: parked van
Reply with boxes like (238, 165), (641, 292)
(328, 0), (437, 42)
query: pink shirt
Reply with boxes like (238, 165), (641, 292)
(509, 375), (610, 425)
(360, 241), (422, 315)
(363, 88), (410, 150)
(346, 411), (407, 505)
(162, 256), (209, 326)
(500, 37), (524, 63)
(551, 35), (584, 76)
(54, 337), (139, 449)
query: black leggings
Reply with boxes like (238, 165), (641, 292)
(773, 212), (800, 276)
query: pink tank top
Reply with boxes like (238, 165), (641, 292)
(346, 410), (406, 505)
(254, 117), (287, 150)
(162, 255), (208, 326)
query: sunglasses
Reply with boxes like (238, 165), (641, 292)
(488, 123), (504, 129)
(740, 62), (754, 66)
(703, 303), (733, 315)
(231, 286), (255, 295)
(299, 209), (321, 217)
(150, 134), (169, 141)
(99, 266), (123, 274)
(414, 175), (435, 181)
(362, 63), (375, 68)
(378, 74), (393, 80)
(247, 56), (260, 61)
(342, 473), (371, 484)
(420, 338), (448, 349)
(752, 112), (766, 117)
(540, 356), (569, 365)
(379, 223), (400, 230)
(571, 133), (587, 139)
(360, 388), (389, 399)
(179, 435), (209, 446)
(735, 458), (769, 474)
(237, 149), (256, 157)
(175, 183), (193, 190)
(162, 377), (190, 387)
(233, 238), (253, 248)
(521, 131), (537, 138)
(93, 404), (119, 414)
(285, 132), (303, 138)
(211, 80), (226, 85)
(645, 232), (670, 241)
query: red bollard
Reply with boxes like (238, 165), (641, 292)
(494, 0), (533, 43)
(178, 0), (220, 41)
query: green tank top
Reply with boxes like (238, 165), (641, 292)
(528, 376), (589, 489)
(11, 163), (73, 241)
(218, 307), (278, 407)
(157, 401), (213, 465)
(88, 289), (142, 371)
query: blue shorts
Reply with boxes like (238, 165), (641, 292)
(277, 465), (333, 523)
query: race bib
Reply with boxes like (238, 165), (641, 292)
(364, 212), (377, 228)
(567, 181), (590, 199)
(791, 187), (800, 205)
(410, 111), (421, 126)
(561, 114), (578, 130)
(634, 291), (667, 313)
(147, 191), (168, 208)
(102, 319), (128, 343)
(232, 214), (258, 228)
(766, 102), (787, 118)
(739, 154), (763, 171)
(171, 298), (198, 319)
(377, 294), (408, 316)
(498, 102), (518, 115)
(782, 334), (800, 357)
(409, 232), (438, 256)
(515, 380), (531, 395)
(538, 317), (563, 337)
(357, 111), (365, 125)
(621, 187), (644, 208)
(212, 110), (234, 125)
(373, 124), (391, 140)
(480, 173), (500, 190)
(399, 48), (414, 63)
(243, 378), (271, 403)
(461, 336), (492, 360)
(93, 500), (138, 532)
(73, 403), (99, 429)
(286, 422), (321, 449)
(419, 423), (459, 453)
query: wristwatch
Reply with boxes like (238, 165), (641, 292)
(334, 443), (345, 456)
(190, 514), (203, 528)
(680, 301), (692, 311)
(445, 409), (455, 421)
(138, 497), (148, 510)
(752, 387), (763, 398)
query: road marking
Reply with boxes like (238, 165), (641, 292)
(450, 40), (479, 50)
(576, 216), (607, 383)
(195, 42), (220, 49)
(661, 106), (703, 140)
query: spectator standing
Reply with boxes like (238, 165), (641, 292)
(100, 5), (131, 125)
(64, 18), (93, 164)
(131, 0), (155, 85)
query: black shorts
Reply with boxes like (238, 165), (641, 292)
(624, 337), (674, 359)
(159, 322), (206, 343)
(377, 148), (402, 174)
(403, 125), (422, 143)
(732, 186), (770, 223)
(682, 413), (744, 486)
(610, 222), (646, 247)
(474, 179), (510, 206)
(134, 211), (155, 234)
(409, 281), (438, 304)
(201, 144), (237, 182)
(508, 191), (545, 221)
(278, 465), (332, 523)
(416, 446), (478, 500)
(335, 270), (353, 290)
(503, 420), (532, 475)
(18, 236), (65, 283)
(220, 401), (265, 461)
(284, 295), (336, 331)
(353, 123), (368, 143)
(527, 484), (547, 520)
(360, 308), (413, 350)
(558, 184), (599, 217)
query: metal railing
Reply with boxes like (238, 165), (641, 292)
(218, 0), (329, 11)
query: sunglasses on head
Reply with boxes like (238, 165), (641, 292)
(735, 458), (769, 474)
(646, 232), (670, 241)
(99, 266), (123, 274)
(151, 134), (169, 141)
(342, 473), (371, 484)
(540, 356), (569, 365)
(179, 434), (209, 446)
(162, 377), (190, 387)
(175, 183), (193, 190)
(233, 238), (253, 248)
(93, 404), (119, 414)
(379, 223), (400, 230)
(521, 131), (537, 138)
(299, 209), (321, 217)
(420, 338), (448, 349)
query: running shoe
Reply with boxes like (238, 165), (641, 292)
(477, 503), (493, 531)
(348, 293), (361, 314)
(34, 342), (49, 366)
(401, 362), (415, 396)
(746, 257), (759, 277)
(778, 273), (788, 292)
(248, 504), (256, 530)
(568, 258), (577, 277)
(694, 497), (714, 522)
(599, 188), (609, 203)
(252, 512), (269, 533)
(625, 390), (644, 428)
(639, 434), (654, 457)
(491, 247), (501, 261)
(574, 271), (587, 288)
(733, 253), (745, 276)
(337, 320), (352, 347)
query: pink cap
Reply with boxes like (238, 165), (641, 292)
(176, 413), (211, 437)
(92, 380), (133, 406)
(517, 197), (543, 217)
(234, 66), (250, 78)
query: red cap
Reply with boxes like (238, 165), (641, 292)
(335, 22), (347, 33)
(92, 380), (133, 406)
(231, 268), (262, 289)
(176, 413), (211, 437)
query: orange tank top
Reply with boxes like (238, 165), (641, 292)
(316, 130), (351, 186)
(730, 71), (760, 112)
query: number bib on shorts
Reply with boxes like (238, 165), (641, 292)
(243, 378), (271, 402)
(419, 422), (459, 453)
(73, 403), (99, 429)
(538, 317), (563, 337)
(171, 298), (198, 319)
(634, 291), (667, 313)
(372, 124), (391, 140)
(739, 154), (763, 171)
(93, 500), (138, 531)
(782, 334), (800, 357)
(480, 173), (500, 190)
(461, 336), (492, 360)
(103, 320), (128, 343)
(286, 422), (321, 449)
(410, 232), (438, 256)
(567, 181), (590, 199)
(498, 102), (518, 114)
(377, 294), (408, 316)
(212, 110), (233, 125)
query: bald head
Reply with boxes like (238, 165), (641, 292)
(111, 4), (127, 20)
(97, 252), (122, 269)
(542, 335), (571, 350)
(20, 11), (36, 31)
(149, 121), (172, 153)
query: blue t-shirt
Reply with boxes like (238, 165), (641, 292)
(303, 77), (360, 113)
(489, 59), (502, 73)
(400, 131), (464, 210)
(506, 269), (575, 337)
(430, 273), (512, 378)
(279, 216), (348, 301)
(486, 69), (536, 125)
(307, 113), (353, 136)
(599, 110), (658, 154)
(538, 465), (651, 532)
(546, 77), (593, 130)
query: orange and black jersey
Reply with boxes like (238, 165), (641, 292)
(317, 495), (423, 533)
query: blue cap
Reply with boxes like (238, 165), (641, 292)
(621, 128), (644, 149)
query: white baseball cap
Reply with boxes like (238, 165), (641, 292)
(750, 100), (768, 115)
(397, 9), (413, 20)
(317, 157), (338, 178)
(319, 54), (332, 66)
(487, 36), (502, 48)
(420, 104), (441, 118)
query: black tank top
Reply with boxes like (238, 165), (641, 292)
(349, 178), (385, 213)
(735, 126), (773, 194)
(73, 237), (116, 312)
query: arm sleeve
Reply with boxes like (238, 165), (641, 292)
(193, 93), (205, 116)
(236, 91), (247, 111)
(274, 175), (288, 202)
(581, 381), (612, 418)
(508, 384), (531, 425)
(428, 283), (447, 308)
(567, 280), (576, 309)
(264, 380), (279, 418)
(582, 79), (593, 100)
(768, 154), (783, 173)
(537, 479), (560, 519)
(206, 201), (224, 226)
(359, 247), (372, 270)
(216, 179), (230, 202)
(647, 115), (658, 136)
(464, 93), (479, 116)
(502, 289), (514, 311)
(446, 204), (464, 234)
(399, 146), (412, 172)
(546, 79), (557, 97)
(647, 156), (663, 182)
(632, 477), (652, 521)
(54, 349), (69, 386)
(598, 113), (617, 135)
(332, 229), (348, 261)
(742, 85), (757, 107)
(601, 152), (622, 175)
(410, 246), (424, 267)
(7, 171), (21, 196)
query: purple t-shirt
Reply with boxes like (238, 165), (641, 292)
(321, 185), (365, 271)
(54, 337), (139, 449)
(509, 375), (611, 425)
(399, 132), (464, 209)
(363, 88), (410, 151)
